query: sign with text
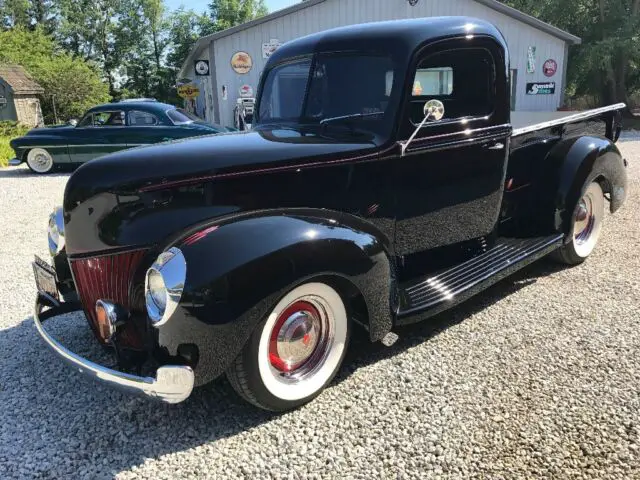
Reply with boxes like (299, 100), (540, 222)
(526, 82), (556, 95)
(262, 39), (282, 59)
(177, 84), (200, 99)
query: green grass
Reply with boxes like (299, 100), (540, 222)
(0, 136), (15, 167)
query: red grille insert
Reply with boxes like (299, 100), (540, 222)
(70, 249), (148, 348)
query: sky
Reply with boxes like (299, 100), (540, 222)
(165, 0), (299, 14)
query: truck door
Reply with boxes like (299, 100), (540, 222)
(394, 37), (511, 256)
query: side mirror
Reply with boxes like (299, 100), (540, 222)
(423, 100), (445, 121)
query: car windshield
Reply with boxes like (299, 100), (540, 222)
(256, 53), (398, 138)
(168, 108), (203, 124)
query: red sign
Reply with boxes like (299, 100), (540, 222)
(543, 59), (558, 77)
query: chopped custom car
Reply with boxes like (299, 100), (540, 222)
(33, 17), (627, 411)
(9, 101), (234, 174)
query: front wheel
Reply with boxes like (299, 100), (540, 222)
(26, 148), (54, 174)
(552, 181), (605, 265)
(227, 282), (350, 411)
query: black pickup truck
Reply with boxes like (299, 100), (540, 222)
(33, 17), (628, 411)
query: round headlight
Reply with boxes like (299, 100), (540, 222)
(145, 247), (186, 326)
(47, 207), (65, 257)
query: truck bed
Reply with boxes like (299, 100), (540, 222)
(511, 103), (626, 137)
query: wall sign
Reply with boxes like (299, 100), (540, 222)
(195, 60), (210, 76)
(262, 39), (282, 59)
(239, 84), (254, 98)
(177, 84), (200, 99)
(527, 46), (536, 74)
(526, 82), (556, 95)
(231, 51), (253, 74)
(543, 59), (558, 77)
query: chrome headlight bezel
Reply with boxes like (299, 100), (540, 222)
(48, 207), (65, 257)
(145, 247), (186, 327)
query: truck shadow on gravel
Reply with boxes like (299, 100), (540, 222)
(2, 259), (566, 478)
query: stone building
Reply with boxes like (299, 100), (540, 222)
(0, 64), (45, 127)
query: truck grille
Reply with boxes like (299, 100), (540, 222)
(70, 249), (148, 348)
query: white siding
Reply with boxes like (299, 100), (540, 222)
(209, 0), (569, 126)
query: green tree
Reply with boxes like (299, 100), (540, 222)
(500, 0), (640, 109)
(0, 27), (110, 123)
(204, 0), (268, 34)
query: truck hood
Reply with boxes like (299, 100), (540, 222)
(63, 127), (380, 254)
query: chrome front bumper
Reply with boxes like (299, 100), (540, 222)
(34, 293), (195, 404)
(8, 158), (22, 166)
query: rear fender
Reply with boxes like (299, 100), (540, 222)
(546, 136), (627, 237)
(156, 210), (394, 385)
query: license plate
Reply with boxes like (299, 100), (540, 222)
(33, 255), (59, 300)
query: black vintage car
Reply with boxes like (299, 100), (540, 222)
(33, 17), (627, 411)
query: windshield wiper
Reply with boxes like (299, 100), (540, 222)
(319, 111), (384, 126)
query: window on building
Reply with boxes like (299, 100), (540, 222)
(409, 47), (496, 124)
(129, 110), (159, 126)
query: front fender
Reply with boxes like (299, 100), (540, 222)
(546, 136), (627, 235)
(155, 210), (394, 385)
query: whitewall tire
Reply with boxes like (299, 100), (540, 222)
(553, 181), (605, 265)
(26, 148), (54, 174)
(227, 282), (350, 411)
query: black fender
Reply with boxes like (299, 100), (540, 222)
(544, 135), (627, 237)
(155, 209), (394, 386)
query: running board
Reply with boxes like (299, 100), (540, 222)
(397, 235), (563, 321)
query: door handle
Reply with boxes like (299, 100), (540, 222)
(487, 142), (505, 150)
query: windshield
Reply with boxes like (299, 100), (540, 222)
(256, 53), (398, 138)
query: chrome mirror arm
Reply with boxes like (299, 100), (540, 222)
(400, 111), (433, 157)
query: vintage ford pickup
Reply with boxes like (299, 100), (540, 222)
(33, 17), (628, 411)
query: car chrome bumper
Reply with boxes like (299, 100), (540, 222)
(34, 293), (195, 404)
(8, 158), (22, 166)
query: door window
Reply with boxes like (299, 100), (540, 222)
(409, 48), (496, 124)
(79, 111), (126, 127)
(129, 110), (159, 126)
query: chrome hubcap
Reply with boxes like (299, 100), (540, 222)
(574, 197), (594, 245)
(269, 299), (332, 376)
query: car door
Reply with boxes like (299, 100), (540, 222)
(393, 37), (511, 257)
(68, 110), (129, 163)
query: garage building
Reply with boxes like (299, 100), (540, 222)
(179, 0), (580, 128)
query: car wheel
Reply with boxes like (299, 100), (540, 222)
(26, 148), (54, 174)
(552, 181), (605, 265)
(227, 282), (350, 411)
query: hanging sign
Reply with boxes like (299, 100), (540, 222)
(527, 46), (536, 74)
(177, 84), (200, 99)
(543, 59), (558, 77)
(231, 51), (253, 74)
(239, 84), (254, 98)
(526, 82), (556, 95)
(262, 39), (283, 59)
(195, 60), (210, 76)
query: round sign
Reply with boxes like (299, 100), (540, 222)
(239, 84), (254, 98)
(543, 59), (558, 77)
(231, 51), (253, 74)
(195, 60), (209, 76)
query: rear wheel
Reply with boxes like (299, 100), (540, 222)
(26, 148), (54, 174)
(227, 282), (350, 411)
(552, 181), (605, 265)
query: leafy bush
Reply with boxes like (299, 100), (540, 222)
(0, 121), (29, 138)
(0, 121), (29, 167)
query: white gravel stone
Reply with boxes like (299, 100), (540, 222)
(0, 142), (639, 479)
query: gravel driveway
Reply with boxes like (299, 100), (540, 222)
(1, 142), (639, 480)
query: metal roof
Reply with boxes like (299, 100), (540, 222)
(179, 0), (581, 78)
(0, 64), (44, 95)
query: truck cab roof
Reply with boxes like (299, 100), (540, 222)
(268, 16), (508, 65)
